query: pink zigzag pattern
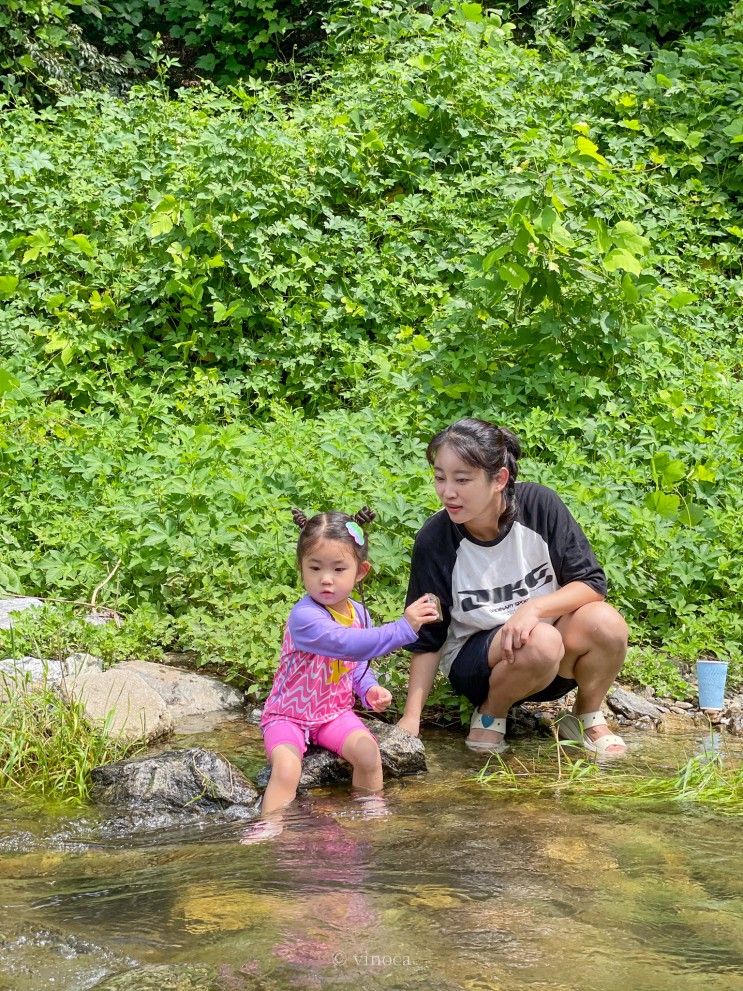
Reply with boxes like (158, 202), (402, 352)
(262, 628), (354, 727)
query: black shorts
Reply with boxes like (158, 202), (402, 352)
(448, 626), (577, 708)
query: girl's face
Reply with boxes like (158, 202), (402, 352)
(301, 538), (370, 610)
(433, 443), (508, 537)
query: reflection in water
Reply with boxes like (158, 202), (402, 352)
(0, 724), (741, 991)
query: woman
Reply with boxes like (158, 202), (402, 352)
(397, 417), (627, 756)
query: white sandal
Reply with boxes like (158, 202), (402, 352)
(556, 710), (626, 756)
(465, 709), (510, 754)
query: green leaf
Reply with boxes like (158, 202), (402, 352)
(621, 273), (639, 303)
(536, 206), (557, 231)
(0, 368), (20, 394)
(406, 99), (431, 119)
(652, 453), (686, 487)
(0, 275), (19, 298)
(612, 221), (650, 255)
(460, 3), (484, 22)
(575, 136), (610, 167)
(196, 53), (217, 72)
(482, 244), (510, 272)
(65, 234), (96, 257)
(668, 290), (698, 310)
(645, 491), (680, 519)
(498, 261), (530, 290)
(603, 249), (642, 276)
(679, 502), (704, 526)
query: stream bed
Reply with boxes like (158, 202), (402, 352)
(1, 720), (742, 991)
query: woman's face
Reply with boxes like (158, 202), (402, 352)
(432, 443), (507, 535)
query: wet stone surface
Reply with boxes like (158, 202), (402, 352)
(91, 748), (260, 818)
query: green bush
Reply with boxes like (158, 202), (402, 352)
(76, 0), (318, 81)
(0, 0), (129, 104)
(0, 1), (741, 702)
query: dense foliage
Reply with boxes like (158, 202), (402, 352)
(0, 1), (741, 711)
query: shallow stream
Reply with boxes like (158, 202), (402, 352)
(1, 722), (742, 991)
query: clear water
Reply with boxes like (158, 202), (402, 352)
(1, 720), (742, 991)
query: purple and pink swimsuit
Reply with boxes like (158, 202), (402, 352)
(261, 595), (415, 757)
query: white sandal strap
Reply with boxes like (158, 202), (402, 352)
(470, 710), (507, 734)
(576, 710), (607, 730)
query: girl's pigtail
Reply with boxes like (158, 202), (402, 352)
(292, 508), (308, 529)
(354, 506), (376, 527)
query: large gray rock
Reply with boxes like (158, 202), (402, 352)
(0, 596), (43, 629)
(607, 686), (665, 721)
(0, 656), (63, 691)
(255, 721), (427, 790)
(91, 748), (259, 816)
(0, 652), (103, 695)
(115, 660), (243, 722)
(60, 668), (173, 743)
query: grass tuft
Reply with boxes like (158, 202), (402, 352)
(0, 669), (140, 806)
(475, 747), (743, 817)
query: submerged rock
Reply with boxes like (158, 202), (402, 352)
(90, 964), (219, 990)
(255, 720), (427, 790)
(91, 747), (259, 815)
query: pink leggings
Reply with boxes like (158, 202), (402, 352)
(262, 710), (372, 759)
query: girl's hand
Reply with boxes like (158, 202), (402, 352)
(365, 685), (393, 712)
(404, 595), (441, 632)
(500, 603), (542, 663)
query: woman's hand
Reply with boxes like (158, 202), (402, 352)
(500, 602), (542, 663)
(404, 595), (441, 632)
(365, 685), (393, 712)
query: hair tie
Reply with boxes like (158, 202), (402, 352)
(354, 506), (376, 526)
(291, 508), (308, 530)
(345, 521), (365, 545)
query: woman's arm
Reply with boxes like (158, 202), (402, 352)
(397, 650), (441, 737)
(499, 580), (603, 662)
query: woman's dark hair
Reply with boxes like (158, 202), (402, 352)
(426, 418), (522, 529)
(291, 507), (376, 567)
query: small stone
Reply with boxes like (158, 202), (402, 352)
(607, 686), (664, 721)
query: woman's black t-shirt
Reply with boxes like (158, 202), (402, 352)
(405, 482), (607, 676)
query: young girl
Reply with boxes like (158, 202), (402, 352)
(259, 507), (439, 817)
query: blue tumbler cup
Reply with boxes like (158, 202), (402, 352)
(696, 659), (728, 710)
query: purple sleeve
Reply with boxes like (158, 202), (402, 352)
(351, 662), (379, 709)
(287, 597), (416, 664)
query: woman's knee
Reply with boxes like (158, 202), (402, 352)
(521, 623), (565, 667)
(491, 623), (564, 681)
(579, 602), (628, 653)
